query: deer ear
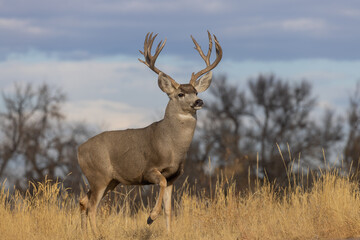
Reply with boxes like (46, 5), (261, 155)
(194, 71), (212, 93)
(158, 72), (178, 94)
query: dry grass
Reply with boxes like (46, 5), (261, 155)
(1, 169), (360, 240)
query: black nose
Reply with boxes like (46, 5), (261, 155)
(195, 99), (203, 107)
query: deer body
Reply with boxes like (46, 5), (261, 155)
(78, 32), (222, 236)
(78, 101), (197, 187)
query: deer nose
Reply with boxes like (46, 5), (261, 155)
(195, 99), (203, 107)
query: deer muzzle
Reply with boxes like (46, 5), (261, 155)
(192, 99), (204, 110)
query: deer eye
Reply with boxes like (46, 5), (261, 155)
(178, 93), (185, 97)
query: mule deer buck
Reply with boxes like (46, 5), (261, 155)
(78, 31), (222, 235)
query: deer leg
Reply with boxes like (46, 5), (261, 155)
(79, 190), (91, 231)
(163, 185), (173, 231)
(102, 179), (120, 198)
(145, 169), (167, 224)
(87, 184), (107, 237)
(79, 179), (119, 236)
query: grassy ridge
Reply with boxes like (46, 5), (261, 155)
(1, 170), (360, 240)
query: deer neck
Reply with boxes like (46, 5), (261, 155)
(160, 101), (197, 148)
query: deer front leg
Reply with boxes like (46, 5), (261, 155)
(145, 169), (167, 224)
(163, 185), (173, 231)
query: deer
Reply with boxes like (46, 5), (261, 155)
(77, 31), (222, 235)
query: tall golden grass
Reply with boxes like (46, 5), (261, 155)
(1, 168), (360, 239)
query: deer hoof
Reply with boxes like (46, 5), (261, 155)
(147, 216), (154, 225)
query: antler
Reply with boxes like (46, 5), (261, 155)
(189, 31), (223, 86)
(138, 32), (180, 89)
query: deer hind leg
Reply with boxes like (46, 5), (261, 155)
(86, 184), (107, 237)
(145, 169), (167, 224)
(80, 179), (119, 236)
(79, 190), (91, 231)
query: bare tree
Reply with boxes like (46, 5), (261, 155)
(344, 82), (360, 170)
(246, 74), (342, 178)
(0, 83), (91, 191)
(189, 74), (343, 184)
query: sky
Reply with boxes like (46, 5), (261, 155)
(1, 0), (360, 130)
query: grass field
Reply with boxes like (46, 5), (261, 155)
(1, 168), (360, 240)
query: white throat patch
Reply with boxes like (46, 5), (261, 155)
(177, 113), (196, 121)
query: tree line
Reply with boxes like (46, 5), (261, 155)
(0, 75), (359, 192)
(185, 75), (358, 189)
(0, 83), (92, 192)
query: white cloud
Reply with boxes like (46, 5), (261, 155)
(0, 0), (230, 16)
(0, 53), (152, 96)
(64, 99), (154, 130)
(0, 52), (194, 130)
(0, 18), (48, 35)
(76, 0), (229, 14)
(0, 51), (201, 97)
(224, 17), (328, 37)
(340, 9), (360, 18)
(281, 18), (326, 33)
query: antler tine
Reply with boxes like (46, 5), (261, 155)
(206, 30), (213, 65)
(154, 38), (167, 60)
(147, 33), (156, 54)
(138, 32), (180, 88)
(189, 31), (222, 86)
(191, 35), (208, 65)
(213, 34), (222, 57)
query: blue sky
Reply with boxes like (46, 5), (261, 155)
(1, 0), (360, 129)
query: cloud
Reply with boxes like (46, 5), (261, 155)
(0, 18), (48, 35)
(0, 51), (204, 126)
(0, 54), (158, 106)
(224, 17), (328, 37)
(0, 0), (230, 15)
(0, 50), (206, 93)
(1, 0), (359, 60)
(281, 18), (327, 33)
(340, 9), (360, 18)
(64, 99), (154, 130)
